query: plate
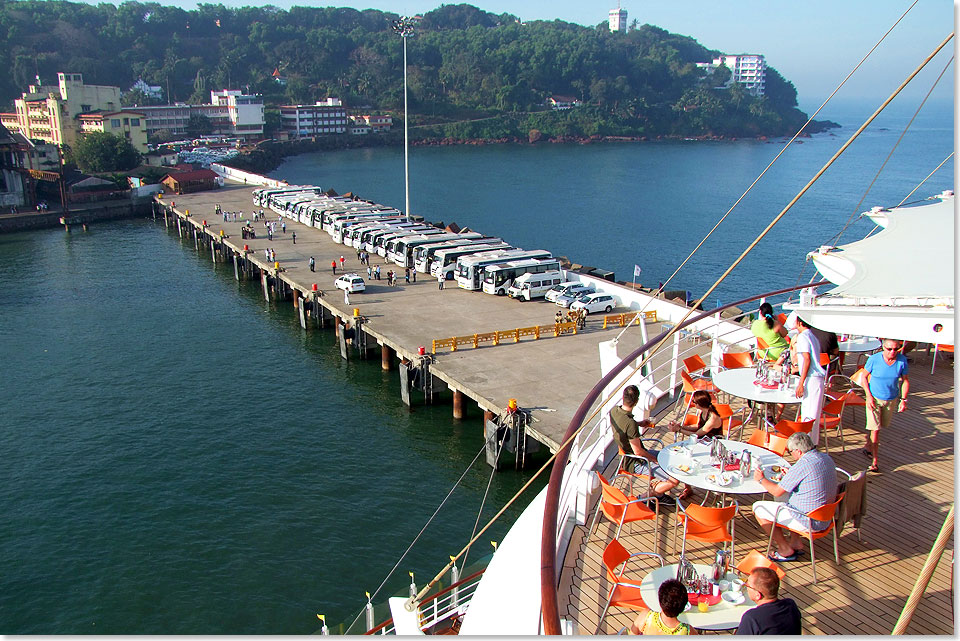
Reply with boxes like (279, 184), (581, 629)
(688, 592), (722, 606)
(722, 590), (745, 605)
(670, 465), (693, 476)
(668, 445), (689, 454)
(719, 471), (737, 486)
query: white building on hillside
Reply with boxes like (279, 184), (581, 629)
(696, 54), (767, 95)
(608, 5), (627, 32)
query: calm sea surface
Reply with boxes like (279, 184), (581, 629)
(0, 100), (952, 633)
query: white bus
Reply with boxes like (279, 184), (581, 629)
(332, 212), (404, 243)
(381, 229), (446, 259)
(374, 226), (439, 257)
(429, 243), (514, 280)
(456, 249), (552, 291)
(388, 232), (483, 268)
(504, 268), (566, 300)
(413, 237), (499, 273)
(481, 259), (563, 296)
(363, 224), (425, 253)
(345, 219), (407, 248)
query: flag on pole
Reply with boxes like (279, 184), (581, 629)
(634, 264), (642, 278)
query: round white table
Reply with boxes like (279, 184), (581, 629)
(839, 336), (881, 353)
(639, 563), (757, 631)
(657, 438), (788, 494)
(712, 367), (801, 406)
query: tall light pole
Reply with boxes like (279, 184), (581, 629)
(392, 17), (415, 222)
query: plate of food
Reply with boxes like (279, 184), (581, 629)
(722, 590), (746, 605)
(668, 444), (689, 455)
(764, 464), (787, 482)
(670, 463), (694, 476)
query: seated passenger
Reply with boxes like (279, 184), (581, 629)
(611, 385), (680, 505)
(668, 390), (723, 439)
(751, 432), (837, 561)
(736, 567), (802, 635)
(629, 578), (697, 635)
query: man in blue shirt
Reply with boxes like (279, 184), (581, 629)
(736, 567), (802, 634)
(751, 432), (837, 561)
(862, 338), (910, 473)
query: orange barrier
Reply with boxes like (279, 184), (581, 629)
(602, 310), (658, 329)
(431, 322), (578, 353)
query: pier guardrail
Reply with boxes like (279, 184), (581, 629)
(432, 322), (578, 354)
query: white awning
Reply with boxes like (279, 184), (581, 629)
(786, 191), (954, 346)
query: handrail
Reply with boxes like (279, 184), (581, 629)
(540, 281), (826, 634)
(891, 503), (954, 634)
(360, 568), (486, 635)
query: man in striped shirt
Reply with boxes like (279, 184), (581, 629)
(751, 432), (837, 561)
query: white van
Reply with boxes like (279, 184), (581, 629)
(506, 270), (565, 301)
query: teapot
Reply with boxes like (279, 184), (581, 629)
(676, 555), (697, 587)
(739, 450), (752, 476)
(713, 549), (731, 580)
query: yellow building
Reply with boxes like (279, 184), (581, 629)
(78, 110), (148, 153)
(0, 73), (122, 148)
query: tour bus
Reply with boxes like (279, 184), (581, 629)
(388, 232), (484, 268)
(505, 268), (567, 301)
(413, 237), (500, 273)
(332, 212), (405, 243)
(345, 219), (408, 248)
(363, 223), (426, 253)
(374, 226), (439, 257)
(456, 249), (552, 291)
(253, 186), (312, 208)
(481, 259), (563, 296)
(322, 206), (387, 234)
(379, 228), (444, 258)
(429, 243), (514, 280)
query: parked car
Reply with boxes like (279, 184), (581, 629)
(555, 286), (596, 308)
(544, 281), (581, 303)
(334, 274), (366, 293)
(569, 292), (619, 314)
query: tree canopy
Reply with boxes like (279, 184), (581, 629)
(69, 131), (142, 172)
(0, 1), (814, 138)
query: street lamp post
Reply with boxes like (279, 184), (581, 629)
(392, 17), (415, 222)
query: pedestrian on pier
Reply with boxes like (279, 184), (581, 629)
(356, 248), (362, 261)
(375, 264), (381, 280)
(281, 221), (286, 234)
(292, 231), (296, 244)
(438, 272), (444, 290)
(339, 256), (345, 271)
(344, 289), (350, 305)
(412, 270), (416, 283)
(367, 265), (372, 279)
(331, 260), (337, 274)
(309, 257), (315, 272)
(268, 227), (273, 241)
(404, 268), (410, 284)
(264, 248), (270, 261)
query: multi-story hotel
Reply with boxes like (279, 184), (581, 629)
(0, 73), (123, 148)
(608, 5), (627, 32)
(279, 98), (349, 138)
(77, 110), (149, 153)
(135, 90), (264, 141)
(697, 54), (767, 96)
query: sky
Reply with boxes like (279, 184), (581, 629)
(80, 0), (956, 112)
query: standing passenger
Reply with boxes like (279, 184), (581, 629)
(861, 338), (910, 473)
(292, 231), (296, 244)
(331, 260), (337, 274)
(438, 271), (444, 290)
(793, 316), (827, 444)
(309, 256), (315, 272)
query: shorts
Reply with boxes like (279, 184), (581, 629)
(866, 397), (898, 431)
(752, 500), (830, 532)
(800, 375), (826, 444)
(624, 449), (674, 482)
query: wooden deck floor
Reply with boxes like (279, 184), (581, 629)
(560, 347), (955, 635)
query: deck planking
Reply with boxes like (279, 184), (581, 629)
(561, 348), (954, 635)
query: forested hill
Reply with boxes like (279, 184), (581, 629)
(0, 1), (830, 139)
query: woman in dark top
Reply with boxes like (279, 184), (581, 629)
(669, 390), (724, 439)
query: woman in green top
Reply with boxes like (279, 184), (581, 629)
(751, 302), (789, 361)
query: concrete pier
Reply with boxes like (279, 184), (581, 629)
(154, 184), (706, 453)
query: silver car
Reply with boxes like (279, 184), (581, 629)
(555, 286), (596, 307)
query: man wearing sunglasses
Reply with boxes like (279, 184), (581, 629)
(736, 567), (802, 634)
(861, 339), (910, 473)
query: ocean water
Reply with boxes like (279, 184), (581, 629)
(0, 100), (952, 633)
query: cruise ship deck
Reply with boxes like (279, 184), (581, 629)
(561, 348), (954, 635)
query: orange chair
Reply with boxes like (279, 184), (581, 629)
(616, 443), (662, 495)
(735, 549), (786, 581)
(674, 502), (738, 566)
(756, 336), (773, 361)
(932, 343), (954, 374)
(596, 539), (665, 634)
(683, 353), (710, 379)
(827, 373), (866, 426)
(676, 369), (720, 415)
(777, 313), (788, 326)
(764, 494), (845, 584)
(588, 472), (660, 544)
(715, 403), (749, 441)
(721, 351), (754, 370)
(772, 419), (814, 439)
(819, 397), (847, 452)
(747, 429), (789, 456)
